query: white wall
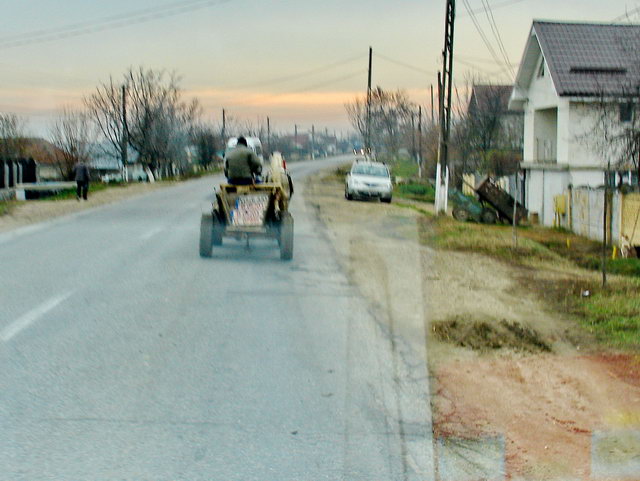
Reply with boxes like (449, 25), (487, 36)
(570, 169), (604, 188)
(568, 102), (609, 168)
(522, 53), (559, 163)
(525, 168), (570, 226)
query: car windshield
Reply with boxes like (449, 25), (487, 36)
(352, 164), (389, 177)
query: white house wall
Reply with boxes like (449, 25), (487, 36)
(568, 102), (609, 169)
(523, 53), (560, 162)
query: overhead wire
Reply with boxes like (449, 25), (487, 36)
(233, 53), (364, 89)
(0, 0), (233, 49)
(479, 0), (515, 78)
(460, 0), (512, 80)
(611, 6), (640, 22)
(374, 52), (436, 76)
(458, 0), (525, 18)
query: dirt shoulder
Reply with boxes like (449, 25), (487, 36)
(0, 181), (184, 233)
(306, 168), (640, 481)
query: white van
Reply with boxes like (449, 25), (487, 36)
(225, 137), (264, 163)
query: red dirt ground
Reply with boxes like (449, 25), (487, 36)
(434, 353), (640, 480)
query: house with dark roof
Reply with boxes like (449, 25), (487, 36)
(509, 20), (640, 225)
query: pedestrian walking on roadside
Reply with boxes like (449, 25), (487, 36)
(72, 160), (90, 201)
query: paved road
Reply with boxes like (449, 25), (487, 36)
(0, 156), (433, 480)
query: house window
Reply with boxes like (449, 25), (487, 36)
(537, 60), (545, 78)
(620, 102), (634, 123)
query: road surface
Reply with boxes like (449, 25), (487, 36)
(0, 156), (433, 480)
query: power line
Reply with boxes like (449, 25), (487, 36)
(374, 52), (436, 75)
(233, 53), (364, 89)
(0, 0), (233, 49)
(226, 70), (366, 108)
(458, 0), (525, 18)
(461, 0), (511, 80)
(480, 0), (515, 78)
(611, 6), (640, 22)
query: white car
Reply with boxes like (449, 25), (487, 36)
(345, 160), (392, 203)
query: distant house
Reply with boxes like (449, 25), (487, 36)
(509, 21), (640, 225)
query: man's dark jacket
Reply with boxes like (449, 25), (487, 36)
(224, 146), (262, 181)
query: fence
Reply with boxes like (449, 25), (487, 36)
(555, 187), (640, 247)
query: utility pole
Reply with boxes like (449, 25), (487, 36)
(411, 111), (416, 162)
(430, 84), (435, 125)
(418, 105), (423, 177)
(267, 116), (271, 157)
(435, 0), (456, 214)
(602, 162), (611, 286)
(311, 125), (316, 160)
(121, 84), (128, 181)
(366, 46), (373, 155)
(222, 108), (226, 143)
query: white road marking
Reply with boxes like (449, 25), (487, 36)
(1, 292), (73, 342)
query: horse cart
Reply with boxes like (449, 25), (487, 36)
(199, 154), (294, 260)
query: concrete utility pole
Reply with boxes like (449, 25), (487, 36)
(435, 0), (456, 214)
(366, 46), (373, 155)
(121, 85), (128, 181)
(311, 125), (316, 160)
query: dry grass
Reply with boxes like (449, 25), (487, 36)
(422, 215), (640, 350)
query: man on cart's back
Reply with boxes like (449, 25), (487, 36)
(224, 136), (262, 185)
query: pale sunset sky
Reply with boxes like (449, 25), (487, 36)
(1, 0), (638, 136)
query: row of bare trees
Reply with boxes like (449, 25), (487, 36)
(345, 83), (522, 182)
(1, 67), (223, 181)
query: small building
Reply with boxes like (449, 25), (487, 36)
(509, 21), (640, 226)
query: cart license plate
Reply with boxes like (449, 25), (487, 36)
(231, 195), (269, 226)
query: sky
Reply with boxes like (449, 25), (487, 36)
(1, 0), (639, 138)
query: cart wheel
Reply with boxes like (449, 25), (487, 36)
(452, 207), (470, 222)
(481, 208), (498, 224)
(212, 211), (224, 246)
(279, 212), (294, 260)
(199, 213), (213, 257)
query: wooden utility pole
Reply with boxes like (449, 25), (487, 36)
(430, 84), (435, 125)
(267, 116), (271, 156)
(418, 105), (423, 176)
(121, 85), (128, 180)
(435, 0), (456, 214)
(222, 108), (226, 142)
(602, 163), (610, 286)
(411, 111), (416, 162)
(311, 125), (315, 160)
(366, 46), (373, 155)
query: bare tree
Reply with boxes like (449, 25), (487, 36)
(49, 107), (96, 180)
(0, 113), (27, 159)
(584, 88), (640, 185)
(346, 87), (415, 159)
(124, 67), (200, 178)
(85, 78), (127, 173)
(454, 83), (522, 177)
(192, 124), (221, 168)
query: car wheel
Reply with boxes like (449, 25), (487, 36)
(345, 188), (353, 200)
(381, 196), (392, 204)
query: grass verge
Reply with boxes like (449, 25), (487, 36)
(423, 215), (640, 349)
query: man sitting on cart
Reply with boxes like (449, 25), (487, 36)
(224, 136), (262, 185)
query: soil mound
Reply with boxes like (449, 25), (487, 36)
(433, 317), (552, 353)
